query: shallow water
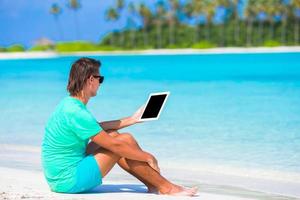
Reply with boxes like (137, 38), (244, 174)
(0, 53), (300, 182)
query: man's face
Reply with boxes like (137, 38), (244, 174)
(89, 70), (103, 97)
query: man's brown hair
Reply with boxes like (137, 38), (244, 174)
(67, 57), (101, 96)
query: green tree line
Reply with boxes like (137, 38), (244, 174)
(102, 0), (300, 49)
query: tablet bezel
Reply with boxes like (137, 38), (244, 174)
(138, 91), (170, 122)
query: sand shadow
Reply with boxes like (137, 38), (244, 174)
(85, 184), (148, 194)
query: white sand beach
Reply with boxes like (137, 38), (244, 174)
(1, 46), (300, 60)
(67, 46), (300, 56)
(0, 52), (58, 60)
(0, 144), (299, 200)
(0, 166), (247, 200)
(2, 166), (300, 200)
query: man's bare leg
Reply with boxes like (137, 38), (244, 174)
(117, 159), (157, 193)
(87, 132), (157, 193)
(92, 144), (197, 196)
(115, 132), (159, 192)
(113, 133), (197, 195)
(88, 132), (197, 196)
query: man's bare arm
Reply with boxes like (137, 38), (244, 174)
(98, 105), (145, 131)
(99, 117), (135, 131)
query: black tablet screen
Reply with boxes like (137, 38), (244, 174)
(141, 94), (167, 119)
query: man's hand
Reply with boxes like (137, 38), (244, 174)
(130, 105), (145, 124)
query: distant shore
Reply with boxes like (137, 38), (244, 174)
(1, 46), (300, 60)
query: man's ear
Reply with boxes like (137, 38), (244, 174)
(85, 76), (91, 87)
(88, 75), (93, 84)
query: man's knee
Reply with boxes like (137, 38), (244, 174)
(116, 132), (136, 143)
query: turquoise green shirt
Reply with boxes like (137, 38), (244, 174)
(41, 96), (102, 192)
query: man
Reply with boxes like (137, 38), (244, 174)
(42, 57), (197, 196)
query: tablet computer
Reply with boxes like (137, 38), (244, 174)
(139, 91), (170, 122)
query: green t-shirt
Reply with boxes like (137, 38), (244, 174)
(41, 96), (102, 192)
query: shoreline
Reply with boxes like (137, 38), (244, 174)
(1, 144), (300, 199)
(0, 46), (300, 59)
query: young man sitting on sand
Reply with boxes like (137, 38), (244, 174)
(41, 57), (197, 196)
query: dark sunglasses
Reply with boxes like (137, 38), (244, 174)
(93, 75), (104, 84)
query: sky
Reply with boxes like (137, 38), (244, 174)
(0, 0), (245, 48)
(0, 0), (152, 48)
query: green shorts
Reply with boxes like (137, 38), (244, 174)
(67, 155), (102, 193)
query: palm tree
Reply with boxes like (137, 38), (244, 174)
(50, 3), (63, 41)
(266, 1), (275, 40)
(106, 7), (119, 46)
(278, 3), (288, 45)
(116, 0), (124, 10)
(67, 0), (81, 40)
(216, 0), (230, 47)
(245, 0), (255, 46)
(203, 0), (216, 42)
(182, 1), (194, 42)
(232, 0), (241, 45)
(138, 3), (152, 47)
(116, 0), (125, 47)
(292, 0), (300, 45)
(167, 0), (180, 46)
(185, 0), (204, 43)
(128, 2), (137, 48)
(256, 1), (268, 45)
(154, 1), (166, 48)
(266, 0), (281, 41)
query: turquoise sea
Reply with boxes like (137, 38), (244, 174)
(0, 52), (300, 182)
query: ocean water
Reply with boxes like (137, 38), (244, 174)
(1, 53), (300, 182)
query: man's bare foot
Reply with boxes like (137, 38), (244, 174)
(159, 184), (198, 196)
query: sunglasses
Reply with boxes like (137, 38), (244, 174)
(93, 75), (104, 84)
